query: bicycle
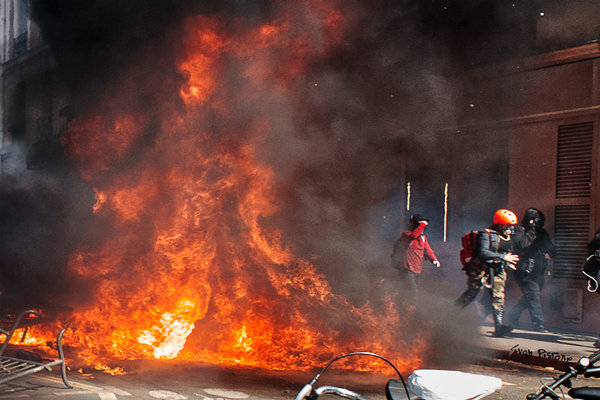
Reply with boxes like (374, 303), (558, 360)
(526, 348), (600, 400)
(294, 350), (600, 400)
(293, 351), (506, 400)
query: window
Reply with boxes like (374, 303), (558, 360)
(556, 122), (593, 198)
(12, 0), (29, 57)
(553, 121), (594, 279)
(553, 204), (590, 279)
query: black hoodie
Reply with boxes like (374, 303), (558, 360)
(515, 208), (556, 278)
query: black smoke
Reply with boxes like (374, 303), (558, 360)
(0, 166), (95, 311)
(5, 0), (584, 366)
(30, 0), (273, 112)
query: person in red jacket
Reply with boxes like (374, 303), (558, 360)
(391, 213), (440, 303)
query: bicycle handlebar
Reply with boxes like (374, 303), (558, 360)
(586, 349), (600, 365)
(293, 353), (410, 400)
(313, 386), (373, 400)
(295, 384), (315, 400)
(583, 366), (600, 377)
(528, 367), (577, 400)
(526, 346), (600, 400)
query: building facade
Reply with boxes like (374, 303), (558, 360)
(476, 44), (600, 331)
(400, 5), (600, 333)
(409, 40), (600, 333)
(2, 1), (600, 333)
(0, 0), (70, 175)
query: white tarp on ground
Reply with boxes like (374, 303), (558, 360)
(408, 369), (502, 400)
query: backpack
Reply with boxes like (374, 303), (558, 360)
(391, 238), (404, 270)
(460, 229), (491, 267)
(391, 236), (417, 270)
(460, 230), (479, 267)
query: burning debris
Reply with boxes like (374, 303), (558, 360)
(5, 0), (544, 374)
(6, 0), (442, 374)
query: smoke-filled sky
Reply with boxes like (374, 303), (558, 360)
(0, 0), (591, 314)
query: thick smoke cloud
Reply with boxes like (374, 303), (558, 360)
(30, 0), (273, 110)
(3, 0), (579, 366)
(0, 145), (95, 311)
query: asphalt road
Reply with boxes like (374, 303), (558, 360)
(1, 324), (599, 400)
(0, 358), (593, 400)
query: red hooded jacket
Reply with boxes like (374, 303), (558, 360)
(400, 221), (438, 274)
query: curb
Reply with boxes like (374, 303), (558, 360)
(476, 324), (599, 371)
(491, 348), (576, 371)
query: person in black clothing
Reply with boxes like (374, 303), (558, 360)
(584, 228), (600, 347)
(507, 208), (556, 332)
(587, 228), (600, 268)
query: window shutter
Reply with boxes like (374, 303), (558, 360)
(556, 122), (593, 198)
(553, 204), (590, 279)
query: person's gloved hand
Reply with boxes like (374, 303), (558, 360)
(504, 253), (520, 268)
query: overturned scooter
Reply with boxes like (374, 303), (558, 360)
(294, 352), (502, 400)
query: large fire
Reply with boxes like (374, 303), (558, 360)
(18, 1), (434, 375)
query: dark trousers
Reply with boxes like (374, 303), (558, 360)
(508, 276), (544, 328)
(399, 269), (419, 305)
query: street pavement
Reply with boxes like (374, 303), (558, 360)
(477, 322), (600, 368)
(0, 324), (599, 400)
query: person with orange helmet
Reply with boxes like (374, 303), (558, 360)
(493, 209), (519, 226)
(456, 209), (522, 338)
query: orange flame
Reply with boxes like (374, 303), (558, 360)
(25, 2), (436, 375)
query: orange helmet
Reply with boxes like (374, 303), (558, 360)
(493, 209), (518, 225)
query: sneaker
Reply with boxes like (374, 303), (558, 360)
(533, 325), (549, 333)
(492, 325), (513, 338)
